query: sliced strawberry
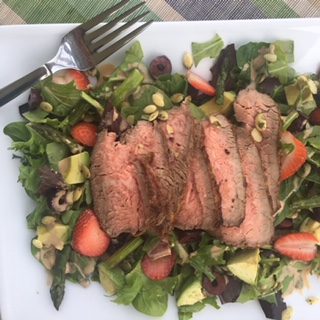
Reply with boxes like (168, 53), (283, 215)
(280, 130), (308, 181)
(52, 69), (89, 90)
(274, 232), (318, 262)
(141, 250), (177, 280)
(71, 122), (98, 147)
(186, 70), (216, 96)
(72, 208), (110, 257)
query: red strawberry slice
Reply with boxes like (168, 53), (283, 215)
(141, 250), (177, 280)
(280, 130), (308, 181)
(52, 69), (89, 90)
(274, 232), (318, 262)
(72, 208), (110, 257)
(186, 70), (216, 96)
(71, 122), (98, 147)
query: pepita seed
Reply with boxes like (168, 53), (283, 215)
(166, 124), (174, 135)
(263, 53), (277, 63)
(41, 216), (56, 226)
(255, 113), (267, 131)
(269, 43), (276, 54)
(81, 165), (91, 179)
(152, 92), (165, 107)
(32, 239), (44, 249)
(170, 93), (184, 104)
(251, 128), (263, 142)
(73, 187), (84, 202)
(126, 115), (135, 125)
(66, 190), (74, 205)
(209, 115), (221, 127)
(143, 104), (157, 114)
(40, 101), (53, 112)
(158, 110), (169, 121)
(183, 52), (193, 70)
(149, 110), (159, 122)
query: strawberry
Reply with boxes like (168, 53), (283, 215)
(72, 208), (110, 257)
(52, 69), (89, 90)
(274, 232), (318, 262)
(186, 70), (216, 96)
(71, 122), (98, 147)
(141, 250), (177, 280)
(280, 130), (308, 181)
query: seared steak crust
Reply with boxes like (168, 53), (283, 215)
(234, 88), (281, 213)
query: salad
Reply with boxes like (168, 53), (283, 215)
(2, 21), (320, 320)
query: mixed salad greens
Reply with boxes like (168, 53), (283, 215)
(3, 31), (320, 320)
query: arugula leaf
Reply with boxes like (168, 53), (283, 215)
(191, 34), (224, 66)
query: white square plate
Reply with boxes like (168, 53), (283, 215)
(1, 19), (320, 320)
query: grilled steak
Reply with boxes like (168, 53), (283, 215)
(90, 131), (148, 237)
(215, 127), (274, 247)
(202, 114), (245, 227)
(234, 88), (281, 213)
(91, 94), (281, 247)
(175, 121), (221, 231)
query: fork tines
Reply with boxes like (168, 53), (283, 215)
(78, 0), (152, 65)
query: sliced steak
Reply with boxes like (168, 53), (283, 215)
(234, 88), (281, 213)
(202, 114), (245, 227)
(215, 127), (274, 247)
(90, 131), (148, 237)
(123, 121), (174, 235)
(175, 149), (221, 231)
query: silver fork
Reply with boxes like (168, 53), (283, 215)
(0, 0), (152, 107)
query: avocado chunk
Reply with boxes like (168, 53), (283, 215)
(199, 91), (235, 117)
(58, 151), (90, 184)
(227, 248), (260, 285)
(177, 278), (206, 307)
(300, 217), (320, 242)
(284, 76), (315, 106)
(37, 222), (69, 250)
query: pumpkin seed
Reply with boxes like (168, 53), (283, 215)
(263, 53), (277, 63)
(149, 110), (159, 122)
(209, 115), (221, 127)
(73, 187), (84, 202)
(143, 104), (157, 114)
(126, 115), (135, 125)
(255, 113), (267, 131)
(158, 110), (169, 121)
(152, 92), (165, 107)
(41, 216), (56, 226)
(40, 101), (53, 112)
(32, 239), (44, 249)
(183, 52), (193, 69)
(81, 165), (91, 179)
(251, 128), (263, 142)
(170, 93), (184, 104)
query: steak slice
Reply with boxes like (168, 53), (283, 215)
(234, 88), (281, 213)
(175, 149), (221, 231)
(123, 121), (174, 235)
(202, 114), (245, 227)
(90, 131), (148, 237)
(215, 127), (274, 247)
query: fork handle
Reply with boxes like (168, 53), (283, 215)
(0, 66), (50, 107)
